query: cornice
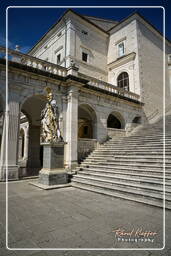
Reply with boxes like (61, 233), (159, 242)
(108, 52), (136, 70)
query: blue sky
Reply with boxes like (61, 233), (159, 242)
(0, 0), (171, 53)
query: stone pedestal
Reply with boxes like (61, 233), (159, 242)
(38, 142), (68, 186)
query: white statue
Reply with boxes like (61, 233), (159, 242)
(41, 88), (63, 143)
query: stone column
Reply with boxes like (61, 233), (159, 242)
(65, 86), (78, 169)
(0, 100), (20, 180)
(23, 125), (29, 160)
(96, 112), (108, 143)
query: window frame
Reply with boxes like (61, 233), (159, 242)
(117, 72), (129, 91)
(57, 53), (61, 65)
(117, 41), (125, 58)
(82, 52), (88, 63)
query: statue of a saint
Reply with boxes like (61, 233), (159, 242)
(41, 88), (63, 143)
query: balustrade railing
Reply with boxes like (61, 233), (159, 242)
(0, 46), (140, 102)
(79, 73), (140, 102)
(0, 46), (67, 77)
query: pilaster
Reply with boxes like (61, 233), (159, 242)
(65, 86), (78, 169)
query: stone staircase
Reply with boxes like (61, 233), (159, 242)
(72, 115), (171, 209)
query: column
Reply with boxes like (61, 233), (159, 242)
(0, 99), (20, 180)
(65, 86), (78, 169)
(96, 112), (108, 143)
(23, 125), (29, 160)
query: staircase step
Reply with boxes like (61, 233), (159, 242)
(79, 168), (171, 180)
(77, 172), (171, 186)
(73, 175), (171, 192)
(72, 181), (171, 210)
(81, 164), (171, 174)
(72, 115), (171, 209)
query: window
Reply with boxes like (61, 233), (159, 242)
(82, 52), (88, 62)
(117, 72), (129, 91)
(118, 42), (125, 57)
(57, 54), (61, 64)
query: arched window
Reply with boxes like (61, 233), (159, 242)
(117, 72), (129, 91)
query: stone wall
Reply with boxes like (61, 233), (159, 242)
(108, 19), (141, 95)
(69, 14), (108, 81)
(137, 19), (171, 120)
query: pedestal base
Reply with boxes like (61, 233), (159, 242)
(39, 169), (68, 186)
(0, 165), (19, 181)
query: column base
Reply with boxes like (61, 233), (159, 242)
(0, 165), (19, 181)
(38, 168), (68, 186)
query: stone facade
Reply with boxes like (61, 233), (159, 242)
(0, 9), (171, 180)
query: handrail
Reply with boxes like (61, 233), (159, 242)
(0, 45), (67, 77)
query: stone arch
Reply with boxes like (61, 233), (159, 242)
(78, 103), (97, 139)
(20, 94), (47, 176)
(107, 111), (125, 129)
(132, 116), (142, 124)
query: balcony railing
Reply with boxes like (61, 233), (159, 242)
(78, 73), (140, 102)
(0, 46), (67, 77)
(0, 46), (140, 103)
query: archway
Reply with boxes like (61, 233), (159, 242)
(78, 104), (97, 163)
(78, 104), (97, 139)
(132, 116), (141, 124)
(107, 112), (125, 129)
(21, 95), (46, 177)
(18, 128), (25, 160)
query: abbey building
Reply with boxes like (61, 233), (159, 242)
(0, 9), (171, 180)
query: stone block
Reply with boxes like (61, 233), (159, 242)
(39, 169), (68, 186)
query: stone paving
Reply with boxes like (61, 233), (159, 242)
(0, 179), (171, 256)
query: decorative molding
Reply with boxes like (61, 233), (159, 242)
(115, 36), (127, 45)
(108, 52), (136, 70)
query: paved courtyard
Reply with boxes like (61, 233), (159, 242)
(0, 179), (171, 256)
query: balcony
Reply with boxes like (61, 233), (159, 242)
(0, 46), (141, 104)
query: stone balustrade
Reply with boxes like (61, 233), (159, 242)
(107, 128), (126, 137)
(0, 45), (140, 103)
(78, 138), (97, 163)
(78, 73), (140, 102)
(0, 46), (67, 77)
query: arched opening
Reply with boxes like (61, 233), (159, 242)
(78, 104), (97, 163)
(19, 128), (25, 159)
(21, 95), (46, 177)
(78, 104), (97, 139)
(117, 72), (129, 91)
(132, 116), (141, 124)
(107, 112), (125, 129)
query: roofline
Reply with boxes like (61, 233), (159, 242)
(108, 11), (171, 45)
(70, 9), (109, 34)
(83, 14), (118, 24)
(28, 8), (108, 54)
